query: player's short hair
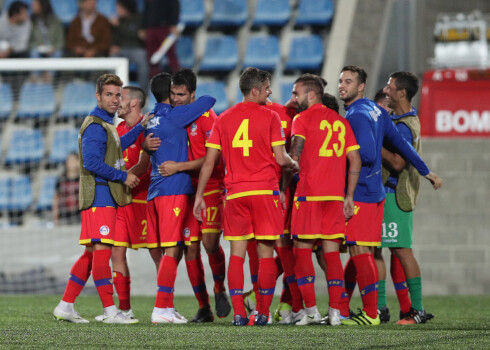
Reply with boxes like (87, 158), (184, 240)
(8, 1), (28, 17)
(123, 85), (146, 109)
(150, 72), (172, 102)
(373, 89), (388, 103)
(341, 65), (368, 85)
(96, 73), (123, 94)
(117, 0), (138, 14)
(389, 71), (419, 102)
(321, 93), (339, 113)
(294, 73), (325, 97)
(172, 68), (197, 93)
(239, 67), (271, 96)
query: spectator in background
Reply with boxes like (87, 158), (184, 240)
(142, 0), (180, 76)
(66, 0), (111, 57)
(53, 152), (81, 226)
(110, 0), (148, 91)
(0, 1), (31, 58)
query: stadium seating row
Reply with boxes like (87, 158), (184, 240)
(2, 0), (334, 28)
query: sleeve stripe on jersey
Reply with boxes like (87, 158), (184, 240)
(346, 145), (360, 154)
(271, 140), (286, 146)
(205, 142), (222, 150)
(203, 189), (224, 197)
(227, 190), (279, 200)
(293, 134), (306, 139)
(294, 196), (345, 202)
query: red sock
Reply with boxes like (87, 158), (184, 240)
(186, 258), (210, 308)
(113, 271), (131, 311)
(293, 247), (316, 308)
(257, 257), (276, 316)
(208, 246), (226, 293)
(274, 255), (284, 280)
(62, 249), (93, 303)
(341, 257), (356, 316)
(247, 240), (262, 309)
(279, 277), (292, 306)
(276, 246), (302, 312)
(155, 255), (178, 309)
(228, 255), (246, 317)
(324, 251), (343, 309)
(391, 254), (411, 313)
(92, 249), (115, 308)
(353, 253), (378, 319)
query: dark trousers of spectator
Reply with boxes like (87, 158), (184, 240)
(145, 27), (180, 77)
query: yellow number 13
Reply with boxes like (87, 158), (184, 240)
(319, 120), (346, 157)
(232, 119), (253, 156)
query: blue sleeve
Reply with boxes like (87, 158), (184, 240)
(348, 113), (377, 166)
(383, 116), (429, 176)
(397, 123), (413, 145)
(120, 123), (145, 150)
(169, 96), (216, 128)
(81, 124), (127, 182)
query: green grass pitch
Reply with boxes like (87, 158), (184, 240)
(1, 295), (489, 349)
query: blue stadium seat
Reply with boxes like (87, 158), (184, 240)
(210, 0), (247, 27)
(180, 0), (205, 27)
(285, 34), (324, 71)
(195, 81), (228, 115)
(253, 0), (290, 26)
(48, 127), (79, 164)
(50, 0), (77, 26)
(5, 128), (44, 165)
(160, 36), (194, 69)
(17, 82), (56, 120)
(243, 35), (280, 71)
(200, 35), (238, 72)
(9, 176), (32, 211)
(280, 80), (295, 105)
(37, 175), (58, 211)
(135, 0), (144, 12)
(59, 82), (94, 119)
(0, 82), (13, 121)
(0, 177), (9, 210)
(2, 0), (32, 11)
(97, 0), (116, 20)
(296, 0), (334, 26)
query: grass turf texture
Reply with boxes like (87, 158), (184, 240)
(1, 295), (489, 349)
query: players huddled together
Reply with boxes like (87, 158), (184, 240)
(53, 65), (442, 327)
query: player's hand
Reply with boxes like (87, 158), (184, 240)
(141, 112), (155, 128)
(343, 195), (355, 221)
(158, 161), (180, 177)
(425, 171), (443, 190)
(142, 133), (161, 152)
(193, 195), (206, 222)
(124, 172), (140, 189)
(290, 160), (300, 175)
(280, 191), (287, 210)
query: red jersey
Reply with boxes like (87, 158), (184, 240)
(117, 118), (151, 201)
(206, 102), (286, 199)
(264, 102), (295, 181)
(187, 109), (224, 193)
(291, 103), (359, 200)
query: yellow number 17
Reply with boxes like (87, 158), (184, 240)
(232, 119), (253, 156)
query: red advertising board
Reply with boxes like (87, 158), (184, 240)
(419, 68), (490, 137)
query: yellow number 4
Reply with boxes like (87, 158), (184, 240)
(232, 119), (253, 156)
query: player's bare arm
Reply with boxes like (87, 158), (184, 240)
(128, 151), (151, 177)
(424, 171), (443, 190)
(158, 157), (205, 176)
(193, 148), (220, 220)
(381, 147), (406, 173)
(289, 135), (305, 163)
(344, 149), (362, 220)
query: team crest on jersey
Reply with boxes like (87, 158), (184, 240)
(99, 225), (110, 236)
(147, 117), (160, 129)
(173, 207), (181, 217)
(184, 227), (190, 238)
(189, 122), (198, 136)
(205, 130), (211, 139)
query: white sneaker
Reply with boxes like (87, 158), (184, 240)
(292, 309), (305, 324)
(277, 310), (293, 324)
(152, 309), (188, 324)
(328, 307), (341, 326)
(95, 309), (134, 322)
(102, 311), (139, 324)
(53, 306), (89, 323)
(295, 310), (321, 326)
(170, 308), (188, 324)
(268, 313), (273, 325)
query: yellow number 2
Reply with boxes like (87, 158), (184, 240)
(319, 120), (346, 157)
(232, 119), (253, 156)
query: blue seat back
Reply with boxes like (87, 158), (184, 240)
(195, 81), (228, 115)
(243, 35), (280, 71)
(9, 176), (32, 211)
(286, 35), (324, 70)
(17, 82), (56, 119)
(5, 128), (44, 165)
(200, 35), (238, 71)
(59, 82), (94, 119)
(37, 175), (58, 211)
(180, 0), (205, 26)
(210, 0), (247, 27)
(50, 0), (77, 26)
(97, 0), (116, 20)
(49, 128), (79, 164)
(296, 0), (334, 26)
(253, 0), (290, 26)
(0, 82), (13, 120)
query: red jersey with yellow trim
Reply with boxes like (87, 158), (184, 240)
(117, 118), (151, 201)
(264, 102), (295, 180)
(187, 109), (224, 192)
(291, 103), (359, 200)
(206, 102), (285, 198)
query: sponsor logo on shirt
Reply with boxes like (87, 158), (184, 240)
(369, 106), (381, 122)
(173, 207), (181, 217)
(147, 117), (160, 129)
(114, 158), (125, 170)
